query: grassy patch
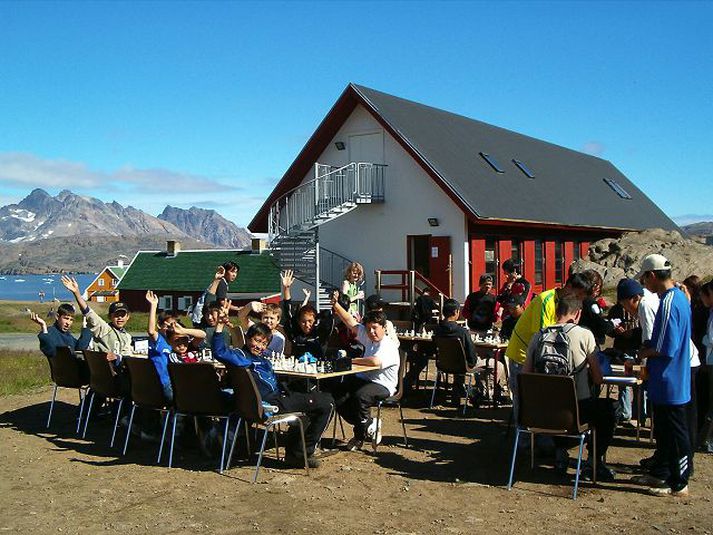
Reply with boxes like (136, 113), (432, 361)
(0, 350), (51, 396)
(0, 300), (148, 334)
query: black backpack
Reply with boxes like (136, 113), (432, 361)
(533, 325), (575, 376)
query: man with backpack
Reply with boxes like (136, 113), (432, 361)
(524, 294), (617, 481)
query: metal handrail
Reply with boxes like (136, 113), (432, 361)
(375, 269), (448, 306)
(268, 162), (386, 243)
(319, 246), (354, 290)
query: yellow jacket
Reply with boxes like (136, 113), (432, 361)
(505, 288), (559, 364)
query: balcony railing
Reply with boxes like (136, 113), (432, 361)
(268, 162), (386, 242)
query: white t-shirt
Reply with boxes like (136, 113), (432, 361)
(639, 288), (660, 343)
(355, 324), (400, 396)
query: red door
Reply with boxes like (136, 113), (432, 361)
(429, 236), (452, 296)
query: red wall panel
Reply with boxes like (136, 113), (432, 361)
(544, 241), (556, 290)
(469, 237), (486, 293)
(564, 241), (575, 278)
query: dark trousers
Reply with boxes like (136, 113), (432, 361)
(555, 397), (616, 458)
(687, 368), (698, 465)
(272, 391), (334, 456)
(653, 403), (691, 491)
(580, 397), (616, 458)
(331, 376), (389, 439)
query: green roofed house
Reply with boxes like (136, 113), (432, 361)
(117, 240), (281, 313)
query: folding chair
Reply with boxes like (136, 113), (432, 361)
(224, 365), (309, 483)
(122, 356), (172, 463)
(81, 350), (125, 447)
(506, 373), (597, 500)
(372, 351), (409, 451)
(431, 336), (479, 414)
(45, 346), (90, 433)
(167, 362), (233, 473)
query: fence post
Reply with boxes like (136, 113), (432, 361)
(408, 270), (416, 310)
(375, 270), (382, 296)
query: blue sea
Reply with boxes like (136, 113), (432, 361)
(0, 273), (97, 302)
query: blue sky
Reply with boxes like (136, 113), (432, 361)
(1, 1), (712, 227)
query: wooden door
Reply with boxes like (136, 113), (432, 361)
(428, 236), (452, 296)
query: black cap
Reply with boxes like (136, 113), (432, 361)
(109, 301), (130, 315)
(503, 294), (525, 308)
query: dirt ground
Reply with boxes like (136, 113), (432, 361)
(1, 386), (711, 535)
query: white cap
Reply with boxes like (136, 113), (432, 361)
(635, 253), (672, 279)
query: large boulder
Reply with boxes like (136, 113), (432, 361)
(573, 228), (713, 289)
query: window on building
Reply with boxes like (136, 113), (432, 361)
(159, 295), (173, 310)
(480, 152), (505, 173)
(573, 240), (582, 260)
(555, 241), (564, 284)
(511, 239), (522, 267)
(534, 239), (543, 285)
(512, 159), (535, 178)
(603, 177), (632, 199)
(98, 278), (105, 287)
(485, 237), (498, 279)
(177, 296), (194, 311)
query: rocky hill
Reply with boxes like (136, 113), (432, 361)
(0, 234), (211, 274)
(682, 221), (713, 237)
(0, 189), (186, 243)
(571, 228), (713, 288)
(158, 205), (252, 248)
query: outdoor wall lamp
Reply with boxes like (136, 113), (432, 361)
(428, 218), (439, 227)
(335, 141), (346, 150)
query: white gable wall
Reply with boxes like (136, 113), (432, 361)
(296, 105), (470, 301)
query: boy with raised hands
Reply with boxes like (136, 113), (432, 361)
(212, 300), (334, 467)
(62, 275), (132, 363)
(32, 303), (93, 360)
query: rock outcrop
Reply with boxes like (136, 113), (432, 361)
(571, 228), (713, 288)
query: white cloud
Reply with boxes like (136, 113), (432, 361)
(0, 152), (239, 194)
(582, 141), (605, 156)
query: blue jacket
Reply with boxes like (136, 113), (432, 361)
(148, 334), (172, 389)
(38, 323), (92, 358)
(212, 333), (281, 401)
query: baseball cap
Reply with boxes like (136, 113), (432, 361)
(634, 254), (672, 280)
(616, 278), (644, 301)
(109, 302), (130, 315)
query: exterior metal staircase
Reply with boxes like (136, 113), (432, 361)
(268, 162), (386, 310)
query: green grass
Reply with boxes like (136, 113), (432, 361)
(0, 350), (52, 396)
(0, 300), (148, 334)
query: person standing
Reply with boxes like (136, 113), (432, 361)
(637, 254), (692, 496)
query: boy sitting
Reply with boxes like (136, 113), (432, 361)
(62, 275), (133, 362)
(212, 301), (334, 467)
(32, 303), (92, 360)
(237, 301), (286, 355)
(280, 270), (334, 359)
(145, 291), (177, 401)
(330, 295), (401, 450)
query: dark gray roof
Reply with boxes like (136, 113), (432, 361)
(353, 84), (677, 231)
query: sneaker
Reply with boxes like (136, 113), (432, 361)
(582, 460), (616, 482)
(345, 437), (363, 451)
(648, 485), (689, 497)
(366, 418), (382, 446)
(631, 474), (667, 487)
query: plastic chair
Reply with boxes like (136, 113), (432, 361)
(224, 365), (309, 483)
(122, 356), (172, 463)
(372, 351), (409, 451)
(431, 336), (478, 414)
(506, 373), (597, 500)
(45, 346), (90, 433)
(81, 350), (125, 446)
(167, 362), (233, 473)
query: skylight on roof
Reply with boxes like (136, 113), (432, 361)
(479, 152), (504, 173)
(603, 178), (632, 200)
(512, 159), (535, 178)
